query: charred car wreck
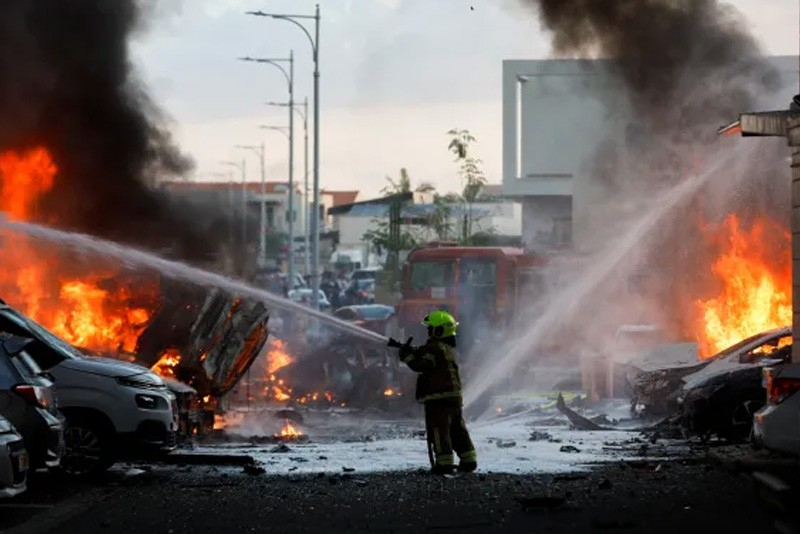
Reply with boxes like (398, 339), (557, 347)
(567, 327), (794, 441)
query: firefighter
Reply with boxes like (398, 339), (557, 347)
(390, 310), (477, 475)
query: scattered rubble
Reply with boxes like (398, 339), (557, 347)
(529, 430), (552, 442)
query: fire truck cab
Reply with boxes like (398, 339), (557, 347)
(396, 243), (547, 349)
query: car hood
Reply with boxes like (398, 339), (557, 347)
(59, 356), (153, 378)
(681, 357), (783, 391)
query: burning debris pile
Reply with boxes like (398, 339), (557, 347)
(244, 337), (413, 411)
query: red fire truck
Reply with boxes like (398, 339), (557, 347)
(394, 243), (548, 346)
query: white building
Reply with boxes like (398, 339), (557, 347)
(502, 56), (800, 252)
(329, 193), (522, 263)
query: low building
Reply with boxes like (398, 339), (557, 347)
(328, 190), (522, 265)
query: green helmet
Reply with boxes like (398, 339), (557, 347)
(422, 310), (458, 338)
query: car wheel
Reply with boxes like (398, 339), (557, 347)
(728, 400), (764, 442)
(61, 418), (115, 476)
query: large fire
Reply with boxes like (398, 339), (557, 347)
(695, 215), (791, 358)
(0, 147), (159, 356)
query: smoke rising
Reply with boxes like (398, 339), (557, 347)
(463, 1), (791, 412)
(527, 0), (777, 138)
(0, 0), (221, 261)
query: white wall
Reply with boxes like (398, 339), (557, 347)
(503, 56), (800, 251)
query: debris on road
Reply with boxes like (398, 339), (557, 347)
(160, 453), (256, 467)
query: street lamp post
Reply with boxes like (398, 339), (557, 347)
(247, 4), (321, 309)
(239, 53), (296, 286)
(235, 144), (267, 269)
(268, 98), (309, 275)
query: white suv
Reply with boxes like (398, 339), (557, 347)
(0, 305), (177, 475)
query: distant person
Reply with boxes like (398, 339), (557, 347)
(388, 310), (477, 475)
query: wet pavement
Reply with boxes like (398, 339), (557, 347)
(0, 454), (779, 534)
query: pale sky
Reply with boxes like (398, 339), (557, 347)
(132, 0), (800, 198)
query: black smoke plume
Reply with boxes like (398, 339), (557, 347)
(0, 0), (223, 263)
(526, 0), (777, 138)
(516, 1), (789, 343)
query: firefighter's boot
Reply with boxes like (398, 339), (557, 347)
(431, 464), (455, 475)
(457, 461), (477, 473)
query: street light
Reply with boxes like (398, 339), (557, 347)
(239, 53), (297, 292)
(268, 98), (309, 276)
(235, 144), (267, 269)
(247, 4), (321, 310)
(221, 159), (247, 249)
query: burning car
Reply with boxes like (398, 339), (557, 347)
(627, 327), (791, 417)
(677, 339), (791, 441)
(259, 336), (415, 412)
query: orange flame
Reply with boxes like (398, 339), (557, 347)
(152, 349), (181, 378)
(0, 147), (160, 356)
(695, 215), (791, 358)
(383, 388), (400, 397)
(266, 338), (294, 374)
(275, 419), (303, 439)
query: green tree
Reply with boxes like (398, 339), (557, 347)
(447, 128), (487, 243)
(382, 167), (435, 197)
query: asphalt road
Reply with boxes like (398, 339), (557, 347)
(0, 457), (783, 534)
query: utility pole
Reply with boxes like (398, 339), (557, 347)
(267, 97), (309, 275)
(246, 4), (321, 309)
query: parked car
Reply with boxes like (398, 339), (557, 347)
(288, 289), (331, 311)
(0, 333), (64, 470)
(333, 305), (396, 336)
(676, 339), (791, 441)
(752, 363), (800, 455)
(627, 327), (792, 416)
(0, 304), (176, 475)
(0, 415), (27, 498)
(350, 268), (381, 282)
(343, 278), (376, 306)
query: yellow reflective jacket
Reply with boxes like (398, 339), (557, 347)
(399, 338), (462, 403)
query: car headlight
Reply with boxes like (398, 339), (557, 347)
(117, 373), (166, 390)
(135, 394), (168, 410)
(0, 418), (13, 433)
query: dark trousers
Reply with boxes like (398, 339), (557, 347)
(424, 398), (477, 467)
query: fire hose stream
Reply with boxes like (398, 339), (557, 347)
(0, 217), (390, 346)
